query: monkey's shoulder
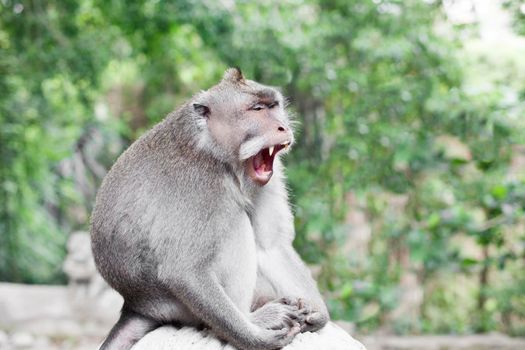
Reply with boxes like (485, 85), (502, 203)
(97, 139), (240, 216)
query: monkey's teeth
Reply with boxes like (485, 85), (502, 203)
(269, 146), (275, 156)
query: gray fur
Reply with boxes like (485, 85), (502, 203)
(91, 69), (329, 350)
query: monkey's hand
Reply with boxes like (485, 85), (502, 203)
(294, 298), (329, 333)
(250, 297), (305, 331)
(249, 297), (302, 350)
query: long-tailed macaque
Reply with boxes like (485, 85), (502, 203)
(91, 68), (329, 350)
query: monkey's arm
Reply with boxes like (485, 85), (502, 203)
(169, 270), (300, 350)
(255, 245), (330, 332)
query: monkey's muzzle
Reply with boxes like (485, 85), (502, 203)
(248, 142), (289, 185)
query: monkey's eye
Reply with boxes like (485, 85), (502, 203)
(268, 101), (279, 109)
(251, 103), (266, 111)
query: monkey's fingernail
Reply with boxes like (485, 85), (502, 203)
(269, 146), (274, 156)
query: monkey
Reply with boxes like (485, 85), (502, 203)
(90, 68), (329, 350)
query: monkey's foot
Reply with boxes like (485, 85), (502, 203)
(294, 298), (329, 333)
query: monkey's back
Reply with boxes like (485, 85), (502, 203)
(90, 116), (230, 303)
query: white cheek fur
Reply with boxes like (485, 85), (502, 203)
(239, 136), (266, 160)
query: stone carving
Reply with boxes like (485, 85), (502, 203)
(63, 231), (112, 313)
(63, 231), (123, 326)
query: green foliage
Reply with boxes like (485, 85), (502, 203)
(1, 0), (524, 335)
(503, 0), (525, 35)
(0, 0), (114, 282)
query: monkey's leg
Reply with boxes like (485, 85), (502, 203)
(171, 272), (301, 350)
(99, 304), (160, 350)
(255, 246), (330, 333)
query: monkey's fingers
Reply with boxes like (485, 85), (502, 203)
(300, 322), (310, 332)
(298, 305), (312, 315)
(287, 322), (301, 337)
(278, 297), (300, 307)
(282, 316), (295, 328)
(300, 318), (317, 332)
(300, 311), (328, 332)
(265, 323), (300, 348)
(290, 313), (307, 326)
(271, 319), (291, 330)
(297, 298), (305, 309)
(305, 311), (323, 324)
(282, 308), (307, 328)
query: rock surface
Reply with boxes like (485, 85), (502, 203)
(133, 322), (366, 350)
(361, 333), (525, 350)
(0, 282), (121, 337)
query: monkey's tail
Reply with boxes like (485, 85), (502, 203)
(99, 305), (160, 350)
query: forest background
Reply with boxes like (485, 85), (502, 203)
(1, 0), (525, 337)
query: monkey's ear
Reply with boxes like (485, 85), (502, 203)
(223, 67), (245, 83)
(193, 103), (210, 118)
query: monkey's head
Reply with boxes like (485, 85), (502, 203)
(191, 68), (294, 186)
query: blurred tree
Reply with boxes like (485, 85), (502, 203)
(0, 0), (117, 282)
(1, 0), (524, 336)
(503, 0), (525, 35)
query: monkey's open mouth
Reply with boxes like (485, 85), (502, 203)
(248, 143), (290, 185)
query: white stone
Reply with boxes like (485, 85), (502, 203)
(0, 330), (8, 346)
(10, 332), (34, 348)
(133, 322), (366, 350)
